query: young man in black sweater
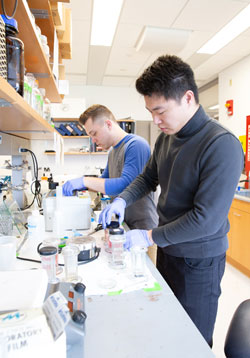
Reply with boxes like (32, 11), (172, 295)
(100, 55), (244, 346)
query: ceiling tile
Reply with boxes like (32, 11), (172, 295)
(120, 0), (188, 27)
(102, 76), (134, 86)
(173, 0), (248, 31)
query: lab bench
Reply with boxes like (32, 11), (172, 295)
(15, 227), (214, 358)
(84, 247), (214, 358)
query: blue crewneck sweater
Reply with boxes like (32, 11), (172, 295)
(101, 134), (151, 196)
(120, 106), (244, 258)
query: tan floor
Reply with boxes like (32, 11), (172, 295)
(212, 263), (250, 357)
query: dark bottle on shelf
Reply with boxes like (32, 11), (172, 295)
(1, 15), (24, 96)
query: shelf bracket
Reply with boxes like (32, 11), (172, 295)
(0, 99), (12, 108)
(33, 73), (50, 79)
(30, 9), (49, 19)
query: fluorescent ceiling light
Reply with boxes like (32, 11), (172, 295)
(208, 104), (219, 110)
(91, 0), (123, 46)
(197, 4), (250, 54)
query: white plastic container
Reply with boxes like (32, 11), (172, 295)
(0, 236), (16, 270)
(43, 190), (91, 231)
(27, 210), (45, 242)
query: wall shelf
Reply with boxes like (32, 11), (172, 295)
(0, 77), (57, 140)
(52, 118), (135, 122)
(0, 0), (63, 140)
(61, 136), (89, 139)
(44, 151), (108, 155)
(0, 0), (61, 102)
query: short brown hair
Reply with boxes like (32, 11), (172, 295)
(79, 104), (116, 125)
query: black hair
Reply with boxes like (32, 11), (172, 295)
(135, 55), (199, 103)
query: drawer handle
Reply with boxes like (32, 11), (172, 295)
(233, 212), (241, 217)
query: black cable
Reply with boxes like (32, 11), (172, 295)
(17, 247), (101, 266)
(1, 0), (18, 19)
(21, 149), (42, 210)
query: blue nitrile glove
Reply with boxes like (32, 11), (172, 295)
(125, 229), (153, 250)
(99, 197), (126, 229)
(62, 177), (87, 196)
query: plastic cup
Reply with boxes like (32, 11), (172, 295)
(42, 238), (63, 275)
(130, 246), (148, 278)
(109, 228), (126, 269)
(62, 244), (80, 282)
(39, 245), (59, 283)
(0, 236), (16, 270)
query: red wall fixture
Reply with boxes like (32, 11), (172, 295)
(225, 99), (233, 116)
(245, 116), (250, 189)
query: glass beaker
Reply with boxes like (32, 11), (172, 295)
(109, 227), (126, 269)
(39, 245), (59, 283)
(62, 244), (80, 282)
(130, 246), (148, 278)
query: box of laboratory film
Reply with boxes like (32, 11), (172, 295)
(0, 308), (66, 358)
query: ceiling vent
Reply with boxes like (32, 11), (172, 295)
(135, 26), (192, 54)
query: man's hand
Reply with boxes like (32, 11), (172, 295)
(99, 198), (126, 229)
(62, 177), (87, 196)
(125, 229), (153, 250)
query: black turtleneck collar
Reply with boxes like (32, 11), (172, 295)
(176, 105), (210, 139)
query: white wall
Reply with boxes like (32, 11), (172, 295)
(66, 85), (152, 121)
(31, 85), (153, 179)
(219, 55), (250, 138)
(30, 138), (108, 181)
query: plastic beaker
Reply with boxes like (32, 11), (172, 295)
(62, 245), (80, 282)
(0, 236), (16, 271)
(130, 246), (148, 278)
(42, 238), (63, 275)
(109, 227), (126, 269)
(39, 245), (59, 283)
(104, 221), (120, 253)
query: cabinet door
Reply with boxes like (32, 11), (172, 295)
(230, 208), (250, 270)
(227, 209), (234, 257)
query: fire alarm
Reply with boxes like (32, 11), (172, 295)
(225, 100), (233, 116)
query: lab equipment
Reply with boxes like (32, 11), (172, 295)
(27, 209), (45, 240)
(67, 236), (97, 261)
(38, 245), (59, 283)
(130, 246), (148, 278)
(100, 196), (111, 210)
(62, 245), (80, 282)
(0, 236), (16, 271)
(1, 15), (24, 96)
(43, 189), (91, 231)
(44, 282), (87, 358)
(109, 227), (126, 269)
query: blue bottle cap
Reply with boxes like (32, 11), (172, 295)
(1, 15), (18, 31)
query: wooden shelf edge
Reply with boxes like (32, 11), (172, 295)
(44, 151), (108, 155)
(0, 76), (58, 138)
(0, 0), (61, 103)
(62, 136), (89, 139)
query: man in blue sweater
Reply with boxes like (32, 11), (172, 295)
(100, 55), (244, 346)
(62, 104), (158, 230)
